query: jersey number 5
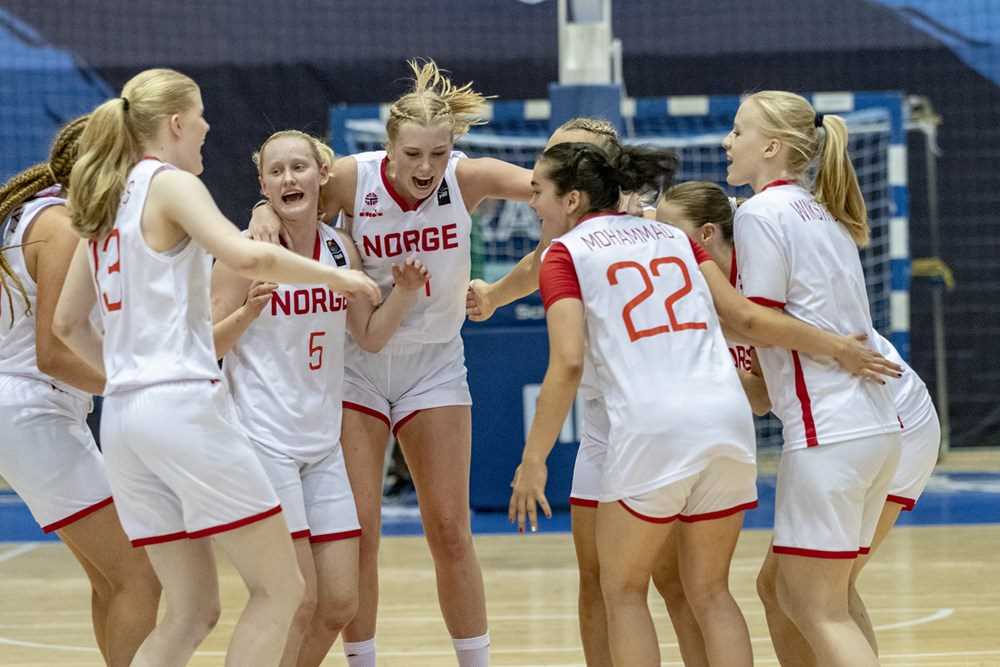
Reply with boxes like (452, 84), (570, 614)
(606, 257), (707, 342)
(90, 229), (123, 313)
(308, 331), (325, 370)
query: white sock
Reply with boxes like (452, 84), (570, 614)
(344, 638), (376, 667)
(453, 632), (490, 667)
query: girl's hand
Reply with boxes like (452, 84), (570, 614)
(508, 459), (552, 534)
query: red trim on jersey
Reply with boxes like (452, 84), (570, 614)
(886, 494), (917, 511)
(291, 529), (312, 540)
(187, 504), (282, 540)
(791, 351), (819, 446)
(772, 545), (859, 559)
(380, 157), (429, 212)
(539, 242), (582, 310)
(392, 409), (422, 437)
(618, 500), (680, 524)
(577, 209), (627, 225)
(132, 530), (188, 548)
(689, 238), (712, 265)
(310, 528), (363, 544)
(343, 401), (390, 428)
(312, 230), (321, 261)
(569, 497), (599, 509)
(679, 499), (758, 523)
(42, 496), (114, 533)
(729, 246), (738, 287)
(858, 546), (872, 555)
(748, 296), (785, 309)
(760, 179), (798, 193)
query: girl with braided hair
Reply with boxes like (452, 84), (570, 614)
(250, 59), (533, 667)
(0, 115), (161, 665)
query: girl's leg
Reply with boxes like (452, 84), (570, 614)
(298, 536), (360, 666)
(848, 501), (904, 655)
(595, 501), (673, 667)
(757, 546), (816, 666)
(129, 538), (221, 667)
(676, 512), (752, 667)
(339, 408), (390, 652)
(277, 537), (318, 667)
(58, 503), (161, 667)
(213, 513), (306, 667)
(776, 554), (879, 667)
(570, 504), (613, 667)
(650, 528), (709, 667)
(397, 406), (490, 663)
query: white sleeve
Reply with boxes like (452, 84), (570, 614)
(734, 209), (789, 308)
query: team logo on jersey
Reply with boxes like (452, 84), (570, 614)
(437, 180), (451, 206)
(120, 179), (135, 207)
(359, 191), (383, 218)
(325, 239), (348, 266)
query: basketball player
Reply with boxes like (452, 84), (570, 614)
(249, 59), (533, 667)
(723, 91), (902, 667)
(509, 140), (902, 665)
(0, 115), (160, 666)
(52, 69), (380, 667)
(213, 129), (428, 667)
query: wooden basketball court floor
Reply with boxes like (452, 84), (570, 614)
(1, 451), (999, 666)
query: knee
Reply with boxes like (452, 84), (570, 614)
(315, 590), (359, 635)
(292, 588), (319, 632)
(251, 567), (306, 616)
(652, 568), (686, 609)
(425, 520), (474, 563)
(756, 566), (780, 611)
(577, 562), (603, 603)
(599, 567), (648, 606)
(169, 597), (221, 640)
(774, 572), (821, 625)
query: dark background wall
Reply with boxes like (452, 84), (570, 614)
(2, 0), (997, 446)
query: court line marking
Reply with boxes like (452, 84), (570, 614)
(0, 544), (38, 564)
(0, 608), (958, 657)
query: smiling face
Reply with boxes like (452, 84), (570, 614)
(258, 135), (328, 223)
(722, 99), (774, 190)
(173, 89), (209, 176)
(386, 120), (453, 203)
(529, 159), (579, 239)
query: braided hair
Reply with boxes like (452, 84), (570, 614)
(0, 115), (88, 325)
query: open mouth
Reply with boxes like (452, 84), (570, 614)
(413, 175), (434, 190)
(281, 192), (305, 204)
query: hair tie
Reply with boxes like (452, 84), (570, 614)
(121, 96), (130, 112)
(814, 112), (824, 128)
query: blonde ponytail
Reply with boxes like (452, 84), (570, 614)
(386, 59), (491, 143)
(748, 91), (869, 247)
(70, 69), (199, 240)
(815, 114), (869, 246)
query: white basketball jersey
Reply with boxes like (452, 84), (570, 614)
(90, 159), (220, 395)
(0, 188), (88, 399)
(871, 332), (935, 432)
(350, 151), (471, 344)
(734, 182), (898, 451)
(554, 213), (755, 497)
(224, 225), (351, 462)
